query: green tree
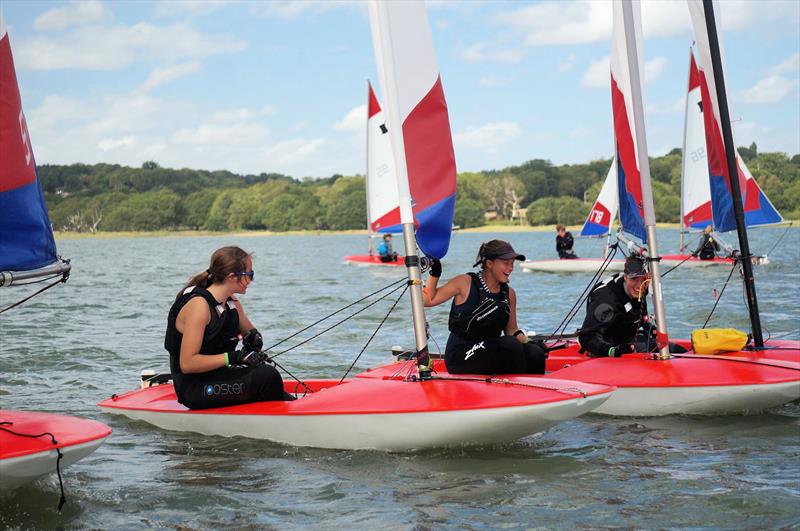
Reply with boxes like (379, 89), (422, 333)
(183, 189), (220, 229)
(453, 198), (485, 228)
(205, 190), (239, 230)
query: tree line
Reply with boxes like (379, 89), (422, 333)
(41, 143), (799, 233)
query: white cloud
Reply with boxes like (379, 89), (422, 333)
(742, 75), (799, 104)
(16, 23), (245, 70)
(767, 53), (800, 76)
(171, 122), (270, 147)
(498, 1), (611, 46)
(139, 61), (202, 94)
(647, 97), (684, 115)
(557, 53), (576, 74)
(34, 0), (113, 31)
(153, 0), (233, 18)
(27, 95), (92, 132)
(461, 41), (523, 63)
(333, 104), (366, 132)
(98, 136), (136, 152)
(263, 138), (326, 166)
(454, 122), (521, 154)
(581, 56), (609, 88)
(645, 57), (669, 83)
(248, 1), (360, 20)
(478, 75), (512, 87)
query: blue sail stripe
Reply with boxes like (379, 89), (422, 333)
(615, 154), (646, 242)
(0, 177), (57, 271)
(415, 194), (456, 260)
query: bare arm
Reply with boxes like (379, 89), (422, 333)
(176, 297), (228, 374)
(423, 274), (470, 307)
(505, 287), (526, 342)
(232, 298), (256, 333)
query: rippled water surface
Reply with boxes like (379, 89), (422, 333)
(1, 228), (798, 529)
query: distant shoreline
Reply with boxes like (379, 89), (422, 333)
(54, 223), (703, 240)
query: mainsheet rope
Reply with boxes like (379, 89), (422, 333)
(0, 272), (69, 315)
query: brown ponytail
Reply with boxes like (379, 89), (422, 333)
(473, 239), (512, 268)
(177, 246), (251, 300)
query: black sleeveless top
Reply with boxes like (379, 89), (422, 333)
(448, 272), (510, 341)
(164, 285), (240, 374)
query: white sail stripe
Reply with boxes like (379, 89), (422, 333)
(366, 104), (400, 228)
(610, 2), (640, 169)
(682, 83), (712, 228)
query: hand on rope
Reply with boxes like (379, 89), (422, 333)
(227, 349), (268, 366)
(242, 328), (263, 352)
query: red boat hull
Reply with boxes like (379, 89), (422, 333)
(344, 254), (405, 267)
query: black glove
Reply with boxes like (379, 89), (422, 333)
(608, 343), (636, 358)
(429, 258), (442, 278)
(242, 328), (263, 352)
(228, 349), (267, 366)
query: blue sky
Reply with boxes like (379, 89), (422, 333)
(3, 0), (798, 179)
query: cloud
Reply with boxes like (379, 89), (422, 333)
(171, 122), (270, 147)
(742, 75), (799, 104)
(460, 41), (523, 63)
(478, 75), (512, 87)
(581, 56), (609, 88)
(454, 122), (521, 154)
(647, 97), (684, 115)
(497, 1), (611, 46)
(263, 138), (326, 165)
(138, 61), (202, 94)
(557, 53), (576, 74)
(333, 104), (366, 132)
(153, 0), (233, 18)
(767, 53), (800, 76)
(98, 135), (136, 152)
(34, 0), (113, 31)
(247, 1), (360, 20)
(16, 23), (245, 70)
(568, 127), (592, 139)
(582, 56), (669, 89)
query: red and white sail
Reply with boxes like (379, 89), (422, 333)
(580, 158), (618, 237)
(366, 81), (401, 234)
(367, 0), (457, 259)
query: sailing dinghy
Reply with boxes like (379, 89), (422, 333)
(99, 0), (615, 450)
(370, 0), (800, 417)
(344, 82), (404, 267)
(0, 13), (111, 494)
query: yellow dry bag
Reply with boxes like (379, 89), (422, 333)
(691, 328), (749, 355)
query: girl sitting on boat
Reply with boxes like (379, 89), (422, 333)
(422, 240), (547, 375)
(164, 246), (293, 409)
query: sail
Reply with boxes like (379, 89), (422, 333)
(0, 15), (58, 272)
(367, 0), (457, 260)
(610, 1), (647, 242)
(580, 158), (618, 237)
(688, 0), (783, 232)
(681, 51), (714, 230)
(366, 81), (401, 234)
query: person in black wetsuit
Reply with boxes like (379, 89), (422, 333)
(556, 224), (578, 259)
(164, 246), (293, 409)
(693, 225), (735, 260)
(422, 240), (547, 375)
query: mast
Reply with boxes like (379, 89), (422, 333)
(701, 0), (763, 347)
(679, 49), (692, 252)
(618, 0), (669, 358)
(369, 0), (429, 368)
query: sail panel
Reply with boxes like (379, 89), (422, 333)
(682, 52), (714, 230)
(580, 158), (618, 237)
(368, 1), (457, 259)
(0, 23), (58, 271)
(366, 82), (402, 234)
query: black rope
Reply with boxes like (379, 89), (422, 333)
(545, 243), (620, 343)
(0, 422), (67, 511)
(661, 252), (696, 277)
(702, 259), (739, 329)
(267, 357), (314, 395)
(765, 221), (793, 258)
(269, 281), (408, 360)
(339, 283), (409, 383)
(0, 273), (68, 315)
(262, 276), (407, 352)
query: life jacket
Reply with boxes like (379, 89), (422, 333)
(581, 274), (647, 345)
(448, 272), (510, 341)
(164, 285), (240, 374)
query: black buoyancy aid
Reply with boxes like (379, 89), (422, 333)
(448, 272), (510, 341)
(585, 274), (646, 334)
(164, 285), (240, 374)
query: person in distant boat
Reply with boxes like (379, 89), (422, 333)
(556, 224), (578, 259)
(164, 246), (293, 409)
(693, 225), (735, 260)
(422, 240), (547, 375)
(578, 256), (650, 358)
(378, 233), (398, 262)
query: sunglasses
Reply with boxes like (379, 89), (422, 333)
(234, 271), (255, 280)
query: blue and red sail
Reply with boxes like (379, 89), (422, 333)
(0, 22), (57, 272)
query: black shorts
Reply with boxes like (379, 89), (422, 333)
(444, 334), (546, 375)
(174, 363), (287, 410)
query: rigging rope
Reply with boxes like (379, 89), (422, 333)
(702, 260), (739, 329)
(0, 273), (69, 315)
(0, 421), (67, 511)
(764, 221), (793, 258)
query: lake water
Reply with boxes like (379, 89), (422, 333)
(1, 227), (799, 528)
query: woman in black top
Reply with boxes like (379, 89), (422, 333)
(422, 240), (546, 375)
(164, 246), (291, 409)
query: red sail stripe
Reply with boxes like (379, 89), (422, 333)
(688, 52), (701, 91)
(402, 76), (456, 213)
(367, 81), (382, 119)
(610, 75), (644, 220)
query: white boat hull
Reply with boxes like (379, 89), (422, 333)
(0, 438), (107, 490)
(101, 392), (612, 451)
(520, 259), (625, 273)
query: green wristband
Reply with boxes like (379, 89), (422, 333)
(224, 352), (229, 367)
(608, 346), (615, 357)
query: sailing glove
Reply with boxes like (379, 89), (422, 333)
(429, 258), (442, 278)
(242, 328), (263, 352)
(608, 343), (636, 358)
(228, 349), (268, 366)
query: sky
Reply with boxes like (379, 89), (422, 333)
(2, 0), (799, 179)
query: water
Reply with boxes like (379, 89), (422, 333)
(1, 227), (799, 528)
